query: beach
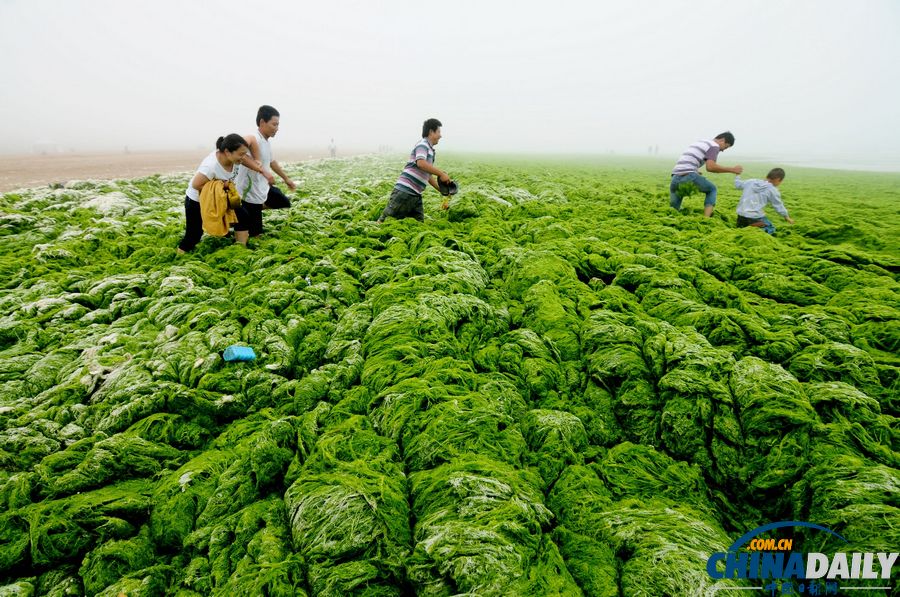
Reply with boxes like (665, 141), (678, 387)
(0, 148), (339, 193)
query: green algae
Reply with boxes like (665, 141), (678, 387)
(0, 156), (898, 594)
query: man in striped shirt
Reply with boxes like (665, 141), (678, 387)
(669, 132), (743, 217)
(377, 118), (451, 223)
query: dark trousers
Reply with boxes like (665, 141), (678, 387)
(244, 186), (292, 236)
(378, 187), (424, 222)
(265, 185), (291, 209)
(177, 196), (249, 252)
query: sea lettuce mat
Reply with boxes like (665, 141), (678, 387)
(1, 155), (897, 595)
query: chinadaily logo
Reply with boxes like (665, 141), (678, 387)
(705, 521), (898, 595)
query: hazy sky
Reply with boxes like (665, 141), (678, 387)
(1, 0), (899, 163)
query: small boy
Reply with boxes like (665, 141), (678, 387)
(735, 167), (794, 234)
(377, 118), (451, 223)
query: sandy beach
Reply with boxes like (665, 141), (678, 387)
(0, 149), (341, 193)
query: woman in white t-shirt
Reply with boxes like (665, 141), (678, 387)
(177, 134), (251, 253)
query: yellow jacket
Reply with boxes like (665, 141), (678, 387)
(199, 180), (240, 237)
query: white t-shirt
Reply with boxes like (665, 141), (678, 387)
(235, 130), (273, 205)
(185, 151), (239, 202)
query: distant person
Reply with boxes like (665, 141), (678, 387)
(735, 167), (794, 234)
(670, 132), (743, 217)
(377, 118), (451, 223)
(234, 105), (296, 238)
(177, 134), (251, 253)
(329, 138), (337, 158)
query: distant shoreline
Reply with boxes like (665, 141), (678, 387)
(771, 159), (900, 174)
(1, 151), (896, 194)
(0, 148), (361, 194)
(460, 154), (900, 174)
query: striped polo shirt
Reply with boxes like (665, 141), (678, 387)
(395, 138), (435, 195)
(672, 139), (720, 175)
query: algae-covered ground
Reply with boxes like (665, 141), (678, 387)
(1, 155), (898, 596)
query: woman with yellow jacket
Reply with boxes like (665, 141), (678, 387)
(177, 134), (251, 253)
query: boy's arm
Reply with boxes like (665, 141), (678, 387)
(240, 136), (276, 185)
(427, 176), (441, 192)
(244, 134), (261, 161)
(768, 189), (793, 222)
(270, 160), (296, 190)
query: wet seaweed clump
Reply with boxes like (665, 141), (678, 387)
(1, 156), (898, 594)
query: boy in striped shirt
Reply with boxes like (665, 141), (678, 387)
(377, 118), (451, 223)
(670, 132), (743, 217)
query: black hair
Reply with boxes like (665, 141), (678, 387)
(715, 131), (735, 146)
(216, 134), (249, 153)
(422, 118), (442, 138)
(767, 167), (786, 181)
(257, 105), (280, 126)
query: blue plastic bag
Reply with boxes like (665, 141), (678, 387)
(223, 345), (256, 362)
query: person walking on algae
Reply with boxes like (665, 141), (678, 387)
(177, 134), (251, 254)
(735, 167), (794, 234)
(669, 132), (743, 217)
(234, 105), (296, 238)
(377, 118), (453, 223)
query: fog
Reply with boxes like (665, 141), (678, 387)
(1, 0), (898, 168)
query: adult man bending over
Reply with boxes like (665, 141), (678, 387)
(670, 131), (743, 217)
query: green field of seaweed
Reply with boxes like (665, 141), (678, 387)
(1, 155), (898, 595)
